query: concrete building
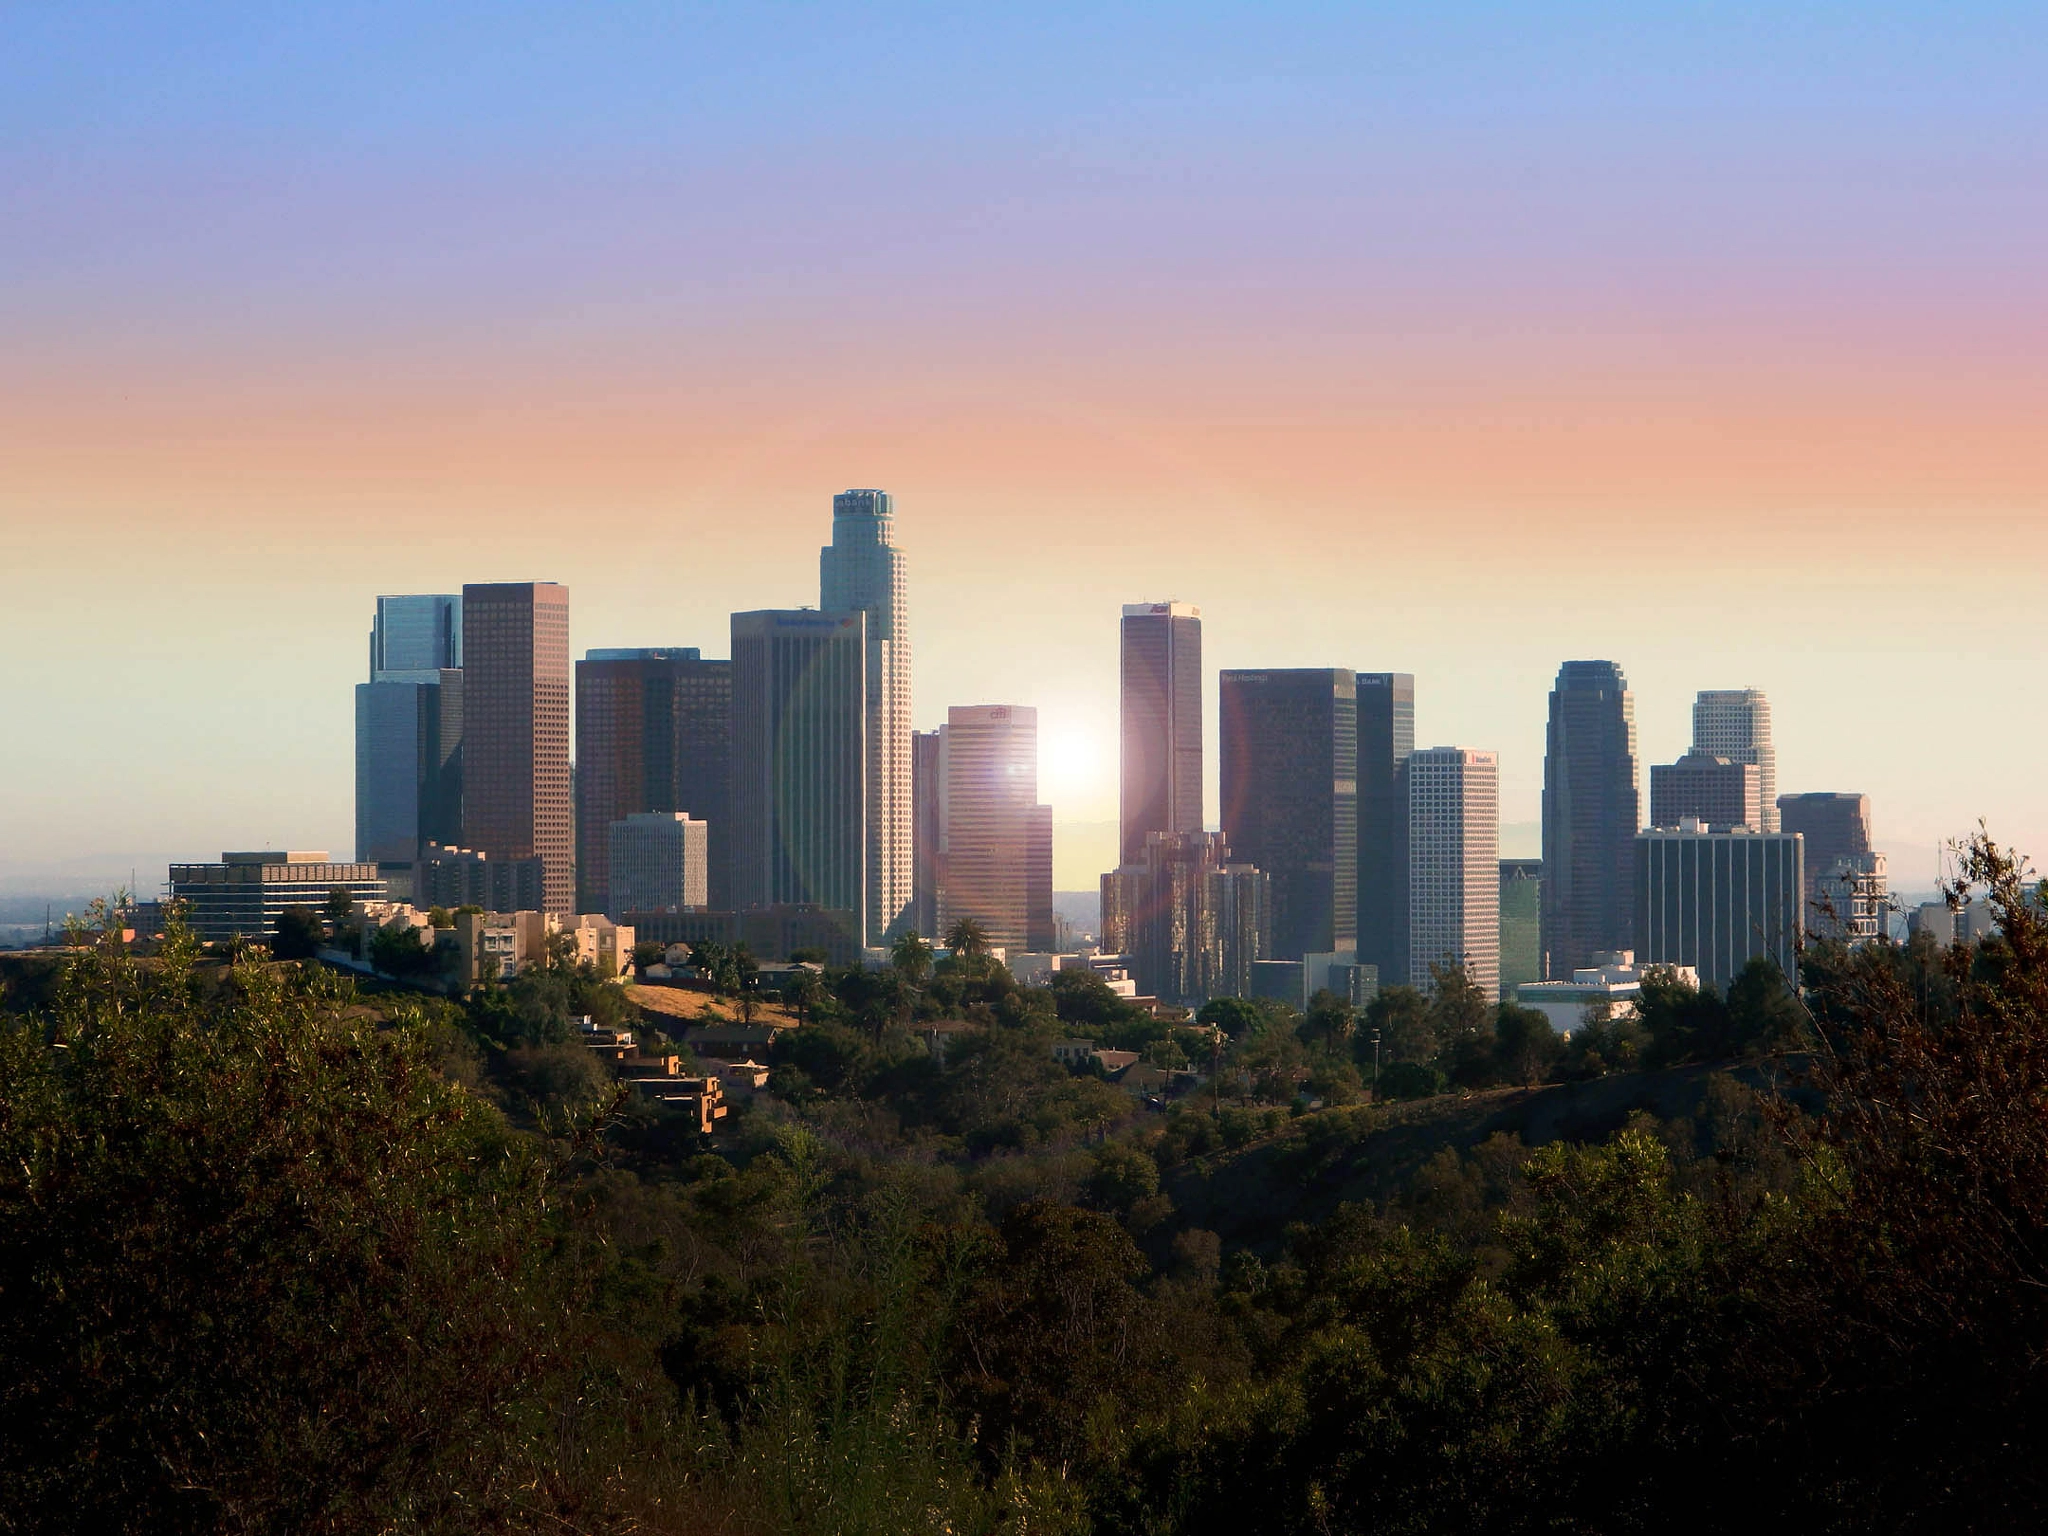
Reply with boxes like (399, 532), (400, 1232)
(620, 904), (862, 966)
(354, 594), (464, 869)
(1219, 668), (1357, 960)
(1499, 858), (1543, 994)
(1408, 748), (1501, 998)
(1778, 792), (1876, 922)
(461, 582), (573, 913)
(1542, 661), (1641, 978)
(911, 728), (942, 940)
(1102, 831), (1268, 1006)
(1814, 851), (1889, 943)
(1355, 671), (1415, 986)
(1120, 602), (1203, 866)
(607, 812), (709, 916)
(730, 609), (867, 940)
(415, 842), (544, 913)
(1650, 754), (1761, 832)
(168, 852), (386, 943)
(936, 705), (1054, 953)
(1635, 821), (1802, 991)
(820, 490), (913, 944)
(1693, 689), (1778, 831)
(1513, 950), (1695, 1033)
(575, 647), (732, 914)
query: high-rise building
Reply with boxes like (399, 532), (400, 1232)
(1777, 792), (1874, 915)
(1355, 671), (1415, 984)
(1499, 858), (1543, 994)
(606, 811), (709, 916)
(1120, 602), (1203, 866)
(937, 705), (1053, 953)
(169, 851), (386, 942)
(1103, 831), (1268, 1005)
(574, 647), (732, 913)
(1635, 823), (1803, 990)
(730, 610), (867, 943)
(1693, 689), (1778, 831)
(911, 729), (942, 940)
(820, 490), (913, 944)
(1541, 660), (1640, 978)
(1219, 668), (1358, 961)
(461, 583), (573, 913)
(1649, 753), (1761, 832)
(355, 594), (464, 868)
(1408, 748), (1501, 998)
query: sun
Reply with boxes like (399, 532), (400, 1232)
(1038, 718), (1112, 812)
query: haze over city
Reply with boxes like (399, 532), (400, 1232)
(4, 4), (2045, 894)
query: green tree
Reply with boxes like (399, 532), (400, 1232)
(1492, 1002), (1564, 1086)
(1363, 983), (1435, 1064)
(270, 905), (323, 961)
(945, 916), (992, 959)
(321, 885), (355, 932)
(891, 929), (935, 986)
(1302, 988), (1355, 1047)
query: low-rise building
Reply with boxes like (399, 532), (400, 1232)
(1513, 950), (1698, 1033)
(168, 851), (385, 943)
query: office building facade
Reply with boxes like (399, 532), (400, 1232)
(1693, 689), (1778, 831)
(574, 647), (732, 913)
(937, 705), (1055, 954)
(1542, 660), (1640, 977)
(1408, 748), (1501, 998)
(607, 811), (709, 916)
(911, 728), (942, 940)
(730, 610), (867, 944)
(1778, 792), (1875, 917)
(1499, 858), (1543, 994)
(1649, 753), (1761, 832)
(1219, 668), (1357, 960)
(1120, 602), (1203, 866)
(820, 489), (913, 944)
(462, 582), (573, 913)
(355, 593), (464, 867)
(1103, 831), (1268, 1005)
(415, 843), (545, 914)
(1636, 824), (1803, 991)
(1814, 850), (1889, 943)
(169, 851), (386, 942)
(1355, 671), (1415, 985)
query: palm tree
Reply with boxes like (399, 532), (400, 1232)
(945, 917), (992, 960)
(892, 930), (934, 986)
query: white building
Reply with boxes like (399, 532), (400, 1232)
(1407, 747), (1501, 999)
(1515, 950), (1698, 1033)
(607, 811), (709, 916)
(1692, 689), (1778, 831)
(820, 489), (913, 944)
(938, 704), (1054, 954)
(1813, 851), (1888, 942)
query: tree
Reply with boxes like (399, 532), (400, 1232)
(1492, 1002), (1564, 1086)
(1302, 988), (1355, 1047)
(270, 906), (323, 961)
(1363, 984), (1436, 1064)
(322, 885), (356, 933)
(370, 924), (442, 981)
(945, 916), (992, 959)
(891, 929), (935, 987)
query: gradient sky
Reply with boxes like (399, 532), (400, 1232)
(3, 3), (2044, 893)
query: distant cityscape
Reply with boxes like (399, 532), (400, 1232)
(103, 487), (1975, 1016)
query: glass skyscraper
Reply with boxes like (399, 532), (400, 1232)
(1355, 672), (1415, 984)
(355, 594), (463, 867)
(1541, 660), (1641, 978)
(1119, 602), (1203, 868)
(462, 582), (573, 914)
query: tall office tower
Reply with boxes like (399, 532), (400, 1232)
(1498, 858), (1543, 993)
(606, 812), (709, 916)
(937, 705), (1054, 953)
(820, 489), (912, 945)
(1777, 792), (1873, 909)
(1541, 661), (1641, 978)
(574, 647), (733, 914)
(1636, 823), (1803, 990)
(911, 729), (942, 940)
(355, 594), (464, 867)
(462, 582), (573, 913)
(1120, 602), (1203, 866)
(1219, 668), (1358, 960)
(1105, 830), (1267, 1005)
(1649, 753), (1762, 831)
(731, 610), (868, 942)
(1355, 672), (1415, 983)
(1693, 689), (1778, 831)
(1408, 748), (1501, 997)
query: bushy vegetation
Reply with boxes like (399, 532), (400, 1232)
(5, 835), (2048, 1532)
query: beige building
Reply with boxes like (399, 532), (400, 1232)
(1408, 748), (1502, 998)
(937, 704), (1053, 953)
(607, 812), (709, 916)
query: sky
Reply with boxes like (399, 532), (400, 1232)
(2, 2), (2044, 894)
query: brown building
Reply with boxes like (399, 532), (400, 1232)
(461, 582), (573, 913)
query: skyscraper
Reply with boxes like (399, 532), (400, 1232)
(1649, 753), (1762, 831)
(1104, 830), (1267, 1005)
(355, 594), (464, 867)
(1693, 689), (1778, 831)
(1636, 823), (1803, 989)
(574, 647), (732, 913)
(1541, 660), (1641, 978)
(911, 729), (942, 941)
(1355, 671), (1415, 985)
(1120, 602), (1203, 866)
(820, 489), (912, 945)
(1219, 668), (1357, 960)
(730, 609), (867, 942)
(937, 705), (1053, 954)
(461, 582), (573, 914)
(1407, 748), (1501, 998)
(1779, 792), (1880, 931)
